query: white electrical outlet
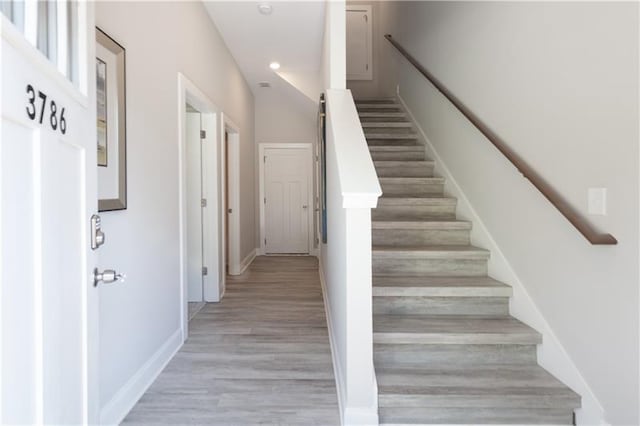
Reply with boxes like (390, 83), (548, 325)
(588, 188), (607, 215)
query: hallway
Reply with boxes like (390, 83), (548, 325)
(123, 256), (339, 425)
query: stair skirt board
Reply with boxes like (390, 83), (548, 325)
(355, 99), (581, 425)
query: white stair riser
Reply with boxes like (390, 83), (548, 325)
(373, 228), (470, 246)
(373, 296), (509, 316)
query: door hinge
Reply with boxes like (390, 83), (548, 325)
(364, 14), (368, 22)
(572, 412), (576, 426)
(264, 197), (266, 205)
(200, 130), (206, 139)
(263, 155), (266, 163)
(264, 238), (267, 246)
(228, 208), (232, 214)
(366, 63), (369, 71)
(202, 266), (208, 276)
(315, 237), (319, 245)
(201, 198), (207, 207)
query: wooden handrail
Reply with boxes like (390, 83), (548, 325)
(384, 34), (617, 245)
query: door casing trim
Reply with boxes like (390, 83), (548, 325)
(258, 143), (314, 255)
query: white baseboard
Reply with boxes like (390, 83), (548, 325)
(397, 93), (605, 425)
(99, 329), (183, 425)
(318, 260), (346, 424)
(237, 248), (256, 275)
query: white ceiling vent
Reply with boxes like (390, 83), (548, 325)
(258, 82), (271, 88)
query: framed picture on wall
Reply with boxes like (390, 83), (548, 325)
(96, 27), (127, 211)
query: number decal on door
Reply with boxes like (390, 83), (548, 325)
(26, 84), (67, 134)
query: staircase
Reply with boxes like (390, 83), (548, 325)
(356, 99), (581, 425)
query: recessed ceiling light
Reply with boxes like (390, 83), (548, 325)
(258, 3), (272, 15)
(269, 62), (280, 70)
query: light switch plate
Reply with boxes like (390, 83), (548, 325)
(588, 188), (607, 215)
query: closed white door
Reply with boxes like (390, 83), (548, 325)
(346, 6), (372, 80)
(1, 4), (98, 424)
(264, 148), (310, 254)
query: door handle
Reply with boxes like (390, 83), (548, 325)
(93, 268), (126, 287)
(302, 205), (308, 209)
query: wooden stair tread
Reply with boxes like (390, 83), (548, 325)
(373, 276), (512, 297)
(357, 103), (402, 108)
(362, 122), (413, 128)
(373, 245), (490, 260)
(374, 160), (434, 167)
(372, 220), (471, 230)
(378, 407), (575, 425)
(369, 145), (424, 151)
(379, 177), (444, 183)
(359, 111), (406, 116)
(366, 133), (419, 139)
(376, 365), (579, 397)
(373, 315), (541, 345)
(377, 196), (454, 204)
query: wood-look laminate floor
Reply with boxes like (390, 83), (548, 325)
(123, 256), (340, 426)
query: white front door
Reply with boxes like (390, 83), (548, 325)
(264, 147), (310, 254)
(1, 3), (98, 424)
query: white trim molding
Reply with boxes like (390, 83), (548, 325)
(177, 72), (221, 341)
(220, 114), (242, 281)
(258, 143), (315, 255)
(238, 248), (257, 275)
(99, 329), (182, 425)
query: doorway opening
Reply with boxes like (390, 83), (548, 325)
(221, 114), (242, 277)
(185, 103), (205, 321)
(178, 73), (222, 340)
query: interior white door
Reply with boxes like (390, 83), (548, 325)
(1, 5), (98, 425)
(346, 6), (372, 80)
(264, 148), (310, 254)
(186, 110), (203, 302)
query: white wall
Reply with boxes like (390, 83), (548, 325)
(95, 2), (255, 422)
(255, 79), (316, 145)
(322, 0), (347, 91)
(372, 2), (639, 424)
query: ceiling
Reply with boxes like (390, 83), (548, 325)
(204, 1), (326, 93)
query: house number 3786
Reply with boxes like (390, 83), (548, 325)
(26, 84), (67, 134)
